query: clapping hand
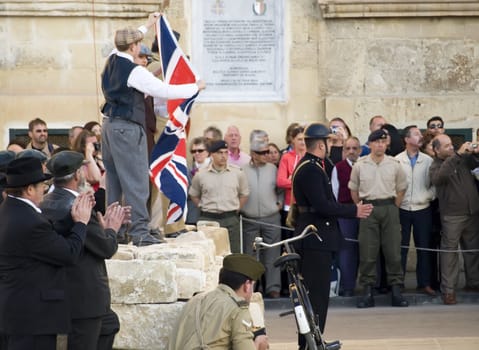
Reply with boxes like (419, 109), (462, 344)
(97, 202), (130, 232)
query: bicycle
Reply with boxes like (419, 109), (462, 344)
(254, 224), (341, 350)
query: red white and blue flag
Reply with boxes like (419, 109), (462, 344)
(149, 15), (199, 224)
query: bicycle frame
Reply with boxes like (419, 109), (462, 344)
(254, 225), (340, 350)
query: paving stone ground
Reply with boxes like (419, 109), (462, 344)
(265, 299), (479, 350)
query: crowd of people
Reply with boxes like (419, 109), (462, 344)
(1, 11), (479, 350)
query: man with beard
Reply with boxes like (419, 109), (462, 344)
(40, 151), (128, 349)
(429, 134), (479, 304)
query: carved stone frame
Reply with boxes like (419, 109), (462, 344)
(318, 0), (479, 18)
(0, 0), (166, 18)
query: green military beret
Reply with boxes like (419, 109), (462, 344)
(223, 253), (265, 281)
(47, 151), (87, 178)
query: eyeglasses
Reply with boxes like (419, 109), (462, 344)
(428, 124), (443, 129)
(34, 129), (48, 133)
(191, 149), (206, 154)
(254, 150), (270, 155)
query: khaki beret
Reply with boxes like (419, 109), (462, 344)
(223, 254), (265, 281)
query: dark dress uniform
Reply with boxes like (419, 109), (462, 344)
(40, 187), (120, 350)
(293, 153), (356, 337)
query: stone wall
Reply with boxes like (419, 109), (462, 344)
(1, 0), (478, 150)
(107, 229), (223, 349)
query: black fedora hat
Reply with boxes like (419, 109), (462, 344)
(2, 157), (52, 188)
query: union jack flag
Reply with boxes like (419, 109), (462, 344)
(149, 16), (199, 224)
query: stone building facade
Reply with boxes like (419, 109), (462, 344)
(1, 0), (478, 150)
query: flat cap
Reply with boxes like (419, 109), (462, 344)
(208, 140), (228, 153)
(47, 151), (87, 178)
(114, 27), (143, 48)
(17, 149), (48, 163)
(223, 254), (265, 281)
(368, 129), (388, 143)
(0, 150), (16, 172)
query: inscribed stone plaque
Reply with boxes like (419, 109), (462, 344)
(191, 0), (285, 102)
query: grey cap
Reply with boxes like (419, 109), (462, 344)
(17, 149), (48, 163)
(0, 150), (16, 172)
(47, 151), (87, 178)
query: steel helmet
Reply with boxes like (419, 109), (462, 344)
(303, 123), (332, 139)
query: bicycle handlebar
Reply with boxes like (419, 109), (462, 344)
(254, 224), (322, 250)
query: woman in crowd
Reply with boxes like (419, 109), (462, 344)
(84, 121), (102, 137)
(276, 126), (305, 236)
(381, 123), (404, 156)
(326, 117), (352, 177)
(72, 129), (106, 213)
(267, 142), (281, 167)
(281, 122), (301, 154)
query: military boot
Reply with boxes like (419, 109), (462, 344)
(391, 284), (409, 307)
(357, 285), (375, 308)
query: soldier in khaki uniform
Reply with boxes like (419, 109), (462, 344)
(349, 129), (409, 308)
(189, 140), (249, 253)
(167, 254), (269, 350)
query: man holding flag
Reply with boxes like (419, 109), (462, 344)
(101, 12), (205, 246)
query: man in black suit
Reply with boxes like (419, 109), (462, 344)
(40, 151), (127, 350)
(293, 123), (373, 348)
(0, 157), (92, 350)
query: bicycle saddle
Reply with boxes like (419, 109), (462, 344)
(274, 253), (301, 268)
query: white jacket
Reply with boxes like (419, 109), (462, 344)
(395, 150), (435, 211)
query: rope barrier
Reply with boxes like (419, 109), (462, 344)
(240, 216), (479, 254)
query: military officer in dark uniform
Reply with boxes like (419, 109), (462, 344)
(292, 123), (372, 348)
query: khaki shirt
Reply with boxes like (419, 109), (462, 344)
(189, 164), (249, 213)
(168, 284), (256, 350)
(348, 154), (407, 200)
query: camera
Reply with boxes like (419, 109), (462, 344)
(93, 142), (101, 152)
(472, 143), (478, 149)
(331, 126), (338, 134)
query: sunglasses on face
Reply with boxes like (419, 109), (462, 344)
(254, 150), (270, 155)
(428, 124), (443, 129)
(191, 149), (206, 154)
